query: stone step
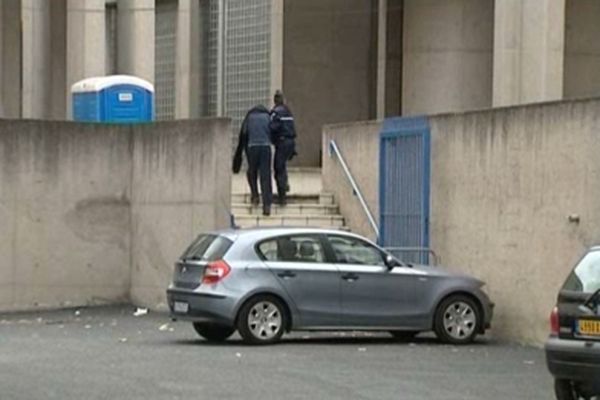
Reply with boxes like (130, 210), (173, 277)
(231, 192), (334, 205)
(232, 167), (322, 196)
(234, 214), (345, 229)
(231, 203), (339, 216)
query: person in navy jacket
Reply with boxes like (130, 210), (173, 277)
(270, 90), (297, 206)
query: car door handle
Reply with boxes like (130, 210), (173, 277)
(342, 273), (359, 282)
(277, 271), (296, 279)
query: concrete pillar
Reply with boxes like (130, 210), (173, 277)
(66, 0), (106, 118)
(21, 0), (52, 119)
(564, 0), (600, 99)
(376, 0), (387, 120)
(385, 0), (403, 117)
(117, 0), (155, 84)
(270, 0), (284, 103)
(493, 0), (566, 106)
(174, 0), (195, 119)
(49, 0), (67, 120)
(0, 3), (3, 118)
(2, 0), (22, 118)
(402, 0), (494, 115)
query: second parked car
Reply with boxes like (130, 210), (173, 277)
(167, 227), (494, 345)
(546, 247), (600, 400)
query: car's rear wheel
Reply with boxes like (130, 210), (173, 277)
(193, 323), (235, 342)
(237, 295), (286, 345)
(434, 294), (480, 344)
(389, 331), (418, 341)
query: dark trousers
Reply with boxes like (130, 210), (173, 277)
(246, 145), (272, 207)
(274, 139), (295, 198)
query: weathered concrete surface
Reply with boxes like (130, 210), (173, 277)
(0, 118), (231, 312)
(130, 120), (231, 308)
(429, 99), (600, 344)
(322, 98), (600, 344)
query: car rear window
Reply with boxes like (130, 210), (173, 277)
(563, 250), (600, 293)
(181, 234), (232, 261)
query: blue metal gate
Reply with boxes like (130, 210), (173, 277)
(379, 117), (431, 264)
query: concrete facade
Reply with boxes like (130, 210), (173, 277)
(493, 0), (566, 106)
(402, 0), (494, 115)
(283, 0), (375, 166)
(0, 0), (599, 165)
(0, 119), (231, 312)
(322, 98), (600, 344)
(117, 0), (155, 84)
(564, 0), (600, 99)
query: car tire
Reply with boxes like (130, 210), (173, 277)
(389, 331), (418, 341)
(554, 379), (578, 400)
(193, 323), (235, 342)
(237, 295), (287, 345)
(434, 294), (481, 344)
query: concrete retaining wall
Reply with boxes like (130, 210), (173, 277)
(322, 98), (600, 344)
(0, 118), (231, 312)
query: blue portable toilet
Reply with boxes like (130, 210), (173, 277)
(71, 75), (154, 123)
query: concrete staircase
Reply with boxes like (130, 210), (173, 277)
(231, 168), (346, 230)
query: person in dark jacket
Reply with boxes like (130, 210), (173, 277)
(270, 90), (297, 206)
(232, 105), (273, 216)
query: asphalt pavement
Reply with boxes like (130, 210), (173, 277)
(0, 306), (553, 400)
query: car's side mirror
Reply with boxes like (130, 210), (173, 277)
(385, 254), (401, 270)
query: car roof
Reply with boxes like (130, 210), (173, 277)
(211, 227), (368, 242)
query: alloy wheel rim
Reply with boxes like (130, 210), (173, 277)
(442, 301), (477, 340)
(248, 301), (282, 340)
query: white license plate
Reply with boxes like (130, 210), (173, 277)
(174, 301), (189, 314)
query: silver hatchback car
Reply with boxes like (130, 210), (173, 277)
(166, 228), (494, 345)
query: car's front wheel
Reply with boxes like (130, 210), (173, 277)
(434, 294), (480, 344)
(237, 295), (287, 345)
(193, 323), (235, 342)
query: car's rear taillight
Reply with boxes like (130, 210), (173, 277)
(550, 306), (559, 335)
(202, 260), (231, 284)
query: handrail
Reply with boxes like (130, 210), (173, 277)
(328, 139), (380, 239)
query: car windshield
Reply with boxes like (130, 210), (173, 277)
(562, 250), (600, 293)
(181, 234), (232, 261)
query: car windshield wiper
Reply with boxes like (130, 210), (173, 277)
(583, 288), (600, 313)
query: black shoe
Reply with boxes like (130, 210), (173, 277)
(278, 195), (287, 207)
(251, 196), (259, 206)
(263, 206), (271, 217)
(285, 183), (290, 193)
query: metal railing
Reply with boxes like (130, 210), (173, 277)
(328, 139), (380, 239)
(385, 247), (440, 266)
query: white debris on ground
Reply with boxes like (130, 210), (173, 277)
(159, 323), (170, 331)
(118, 338), (128, 343)
(133, 308), (148, 317)
(84, 325), (92, 329)
(523, 360), (535, 365)
(74, 310), (81, 316)
(235, 353), (242, 358)
(358, 347), (367, 352)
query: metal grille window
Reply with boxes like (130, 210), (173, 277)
(224, 0), (271, 131)
(155, 0), (178, 120)
(203, 0), (271, 129)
